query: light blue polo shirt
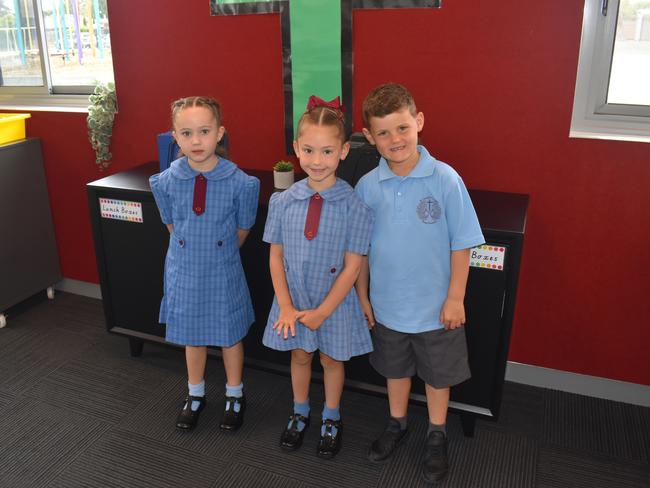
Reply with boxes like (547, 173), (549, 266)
(355, 146), (485, 333)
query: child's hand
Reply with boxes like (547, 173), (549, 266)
(273, 305), (298, 339)
(295, 309), (327, 331)
(440, 298), (466, 330)
(360, 300), (376, 329)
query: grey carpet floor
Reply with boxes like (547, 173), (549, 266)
(0, 292), (648, 488)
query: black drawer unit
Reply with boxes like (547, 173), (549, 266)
(88, 154), (527, 436)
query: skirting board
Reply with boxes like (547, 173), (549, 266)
(55, 279), (650, 407)
(505, 362), (650, 407)
(55, 278), (102, 300)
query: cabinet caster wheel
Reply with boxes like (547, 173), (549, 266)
(0, 314), (6, 329)
(47, 287), (55, 300)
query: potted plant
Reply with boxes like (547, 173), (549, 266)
(87, 82), (117, 169)
(273, 160), (294, 189)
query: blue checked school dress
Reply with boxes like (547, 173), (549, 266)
(262, 178), (374, 361)
(149, 157), (260, 346)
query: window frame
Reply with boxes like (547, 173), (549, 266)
(0, 0), (112, 112)
(571, 0), (650, 143)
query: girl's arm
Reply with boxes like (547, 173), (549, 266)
(269, 243), (298, 339)
(237, 228), (250, 247)
(166, 224), (173, 234)
(297, 252), (363, 331)
(440, 248), (471, 330)
(355, 256), (375, 329)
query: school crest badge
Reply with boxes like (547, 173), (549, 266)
(417, 196), (441, 224)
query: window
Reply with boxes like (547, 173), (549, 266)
(571, 0), (650, 143)
(0, 0), (114, 111)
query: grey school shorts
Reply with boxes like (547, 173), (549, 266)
(369, 323), (471, 389)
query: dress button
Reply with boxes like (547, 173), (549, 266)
(330, 267), (336, 273)
(217, 240), (223, 246)
(178, 239), (184, 247)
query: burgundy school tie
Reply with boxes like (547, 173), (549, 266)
(193, 174), (207, 215)
(304, 193), (323, 240)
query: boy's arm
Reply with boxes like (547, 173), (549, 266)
(269, 243), (298, 339)
(297, 252), (363, 331)
(166, 224), (173, 233)
(440, 248), (471, 330)
(355, 256), (375, 328)
(237, 228), (250, 247)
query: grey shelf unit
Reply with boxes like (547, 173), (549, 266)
(0, 138), (61, 326)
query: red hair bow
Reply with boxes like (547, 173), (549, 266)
(306, 95), (345, 112)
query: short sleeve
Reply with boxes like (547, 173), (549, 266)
(263, 191), (284, 244)
(445, 174), (485, 251)
(235, 174), (260, 230)
(346, 195), (374, 255)
(149, 172), (173, 224)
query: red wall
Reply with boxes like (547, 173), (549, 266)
(23, 1), (649, 385)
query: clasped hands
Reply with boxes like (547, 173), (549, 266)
(273, 305), (327, 339)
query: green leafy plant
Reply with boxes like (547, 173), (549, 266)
(87, 82), (117, 169)
(273, 160), (294, 172)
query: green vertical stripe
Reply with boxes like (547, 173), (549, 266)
(217, 0), (274, 4)
(290, 0), (342, 136)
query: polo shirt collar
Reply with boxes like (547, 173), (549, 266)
(286, 177), (351, 202)
(169, 156), (237, 181)
(378, 145), (436, 181)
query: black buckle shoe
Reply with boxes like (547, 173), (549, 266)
(317, 418), (342, 459)
(220, 394), (246, 431)
(421, 431), (449, 484)
(176, 395), (206, 430)
(367, 418), (408, 463)
(280, 413), (310, 451)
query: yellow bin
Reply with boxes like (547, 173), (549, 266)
(0, 113), (31, 145)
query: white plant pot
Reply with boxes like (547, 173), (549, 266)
(273, 170), (294, 190)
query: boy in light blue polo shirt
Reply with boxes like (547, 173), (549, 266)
(355, 83), (484, 484)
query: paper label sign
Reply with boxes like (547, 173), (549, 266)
(470, 244), (506, 271)
(99, 198), (143, 223)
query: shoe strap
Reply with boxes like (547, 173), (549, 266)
(224, 395), (243, 412)
(288, 412), (309, 426)
(181, 395), (205, 411)
(322, 418), (342, 437)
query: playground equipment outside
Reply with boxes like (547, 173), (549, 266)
(0, 0), (113, 89)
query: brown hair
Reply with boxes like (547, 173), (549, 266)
(296, 105), (347, 141)
(362, 83), (417, 127)
(171, 96), (227, 158)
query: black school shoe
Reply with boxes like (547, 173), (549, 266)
(219, 394), (246, 431)
(316, 419), (342, 459)
(280, 413), (310, 451)
(176, 395), (206, 430)
(421, 431), (449, 484)
(367, 418), (409, 463)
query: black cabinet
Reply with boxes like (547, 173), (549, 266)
(88, 158), (527, 435)
(0, 138), (60, 327)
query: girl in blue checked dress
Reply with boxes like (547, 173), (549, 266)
(263, 96), (374, 458)
(150, 96), (260, 432)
